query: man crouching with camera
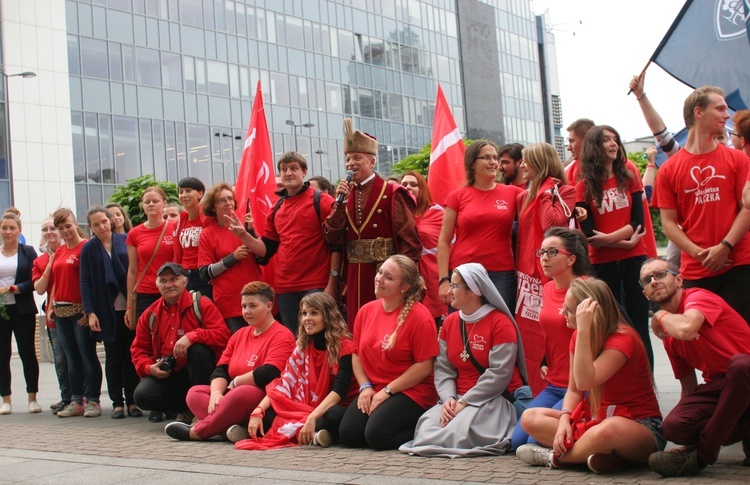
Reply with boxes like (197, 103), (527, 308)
(131, 262), (230, 423)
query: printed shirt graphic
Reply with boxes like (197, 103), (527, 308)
(655, 143), (750, 279)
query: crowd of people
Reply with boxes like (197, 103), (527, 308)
(0, 80), (748, 479)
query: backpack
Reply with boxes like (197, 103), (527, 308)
(148, 290), (203, 333)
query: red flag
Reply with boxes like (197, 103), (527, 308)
(235, 82), (278, 298)
(235, 82), (277, 235)
(428, 85), (465, 206)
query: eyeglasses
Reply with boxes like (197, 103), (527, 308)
(216, 197), (235, 205)
(731, 132), (741, 137)
(639, 268), (678, 288)
(449, 283), (468, 290)
(535, 248), (572, 258)
(475, 155), (500, 162)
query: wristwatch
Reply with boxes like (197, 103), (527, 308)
(383, 385), (393, 396)
(330, 270), (340, 278)
(457, 397), (469, 406)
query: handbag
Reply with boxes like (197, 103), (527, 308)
(127, 222), (169, 330)
(53, 302), (84, 318)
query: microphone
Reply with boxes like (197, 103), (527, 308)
(337, 170), (354, 204)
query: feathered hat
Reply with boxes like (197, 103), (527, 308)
(343, 118), (378, 155)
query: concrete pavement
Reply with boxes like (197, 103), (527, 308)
(0, 332), (747, 484)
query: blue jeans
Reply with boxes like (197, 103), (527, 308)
(55, 315), (103, 404)
(511, 384), (567, 450)
(277, 289), (324, 335)
(593, 255), (653, 368)
(47, 325), (71, 403)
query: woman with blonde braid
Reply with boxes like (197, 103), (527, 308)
(339, 255), (439, 450)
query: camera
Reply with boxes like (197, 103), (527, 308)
(158, 355), (177, 372)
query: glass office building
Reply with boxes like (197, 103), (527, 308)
(1, 0), (559, 224)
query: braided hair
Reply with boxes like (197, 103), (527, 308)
(383, 255), (425, 350)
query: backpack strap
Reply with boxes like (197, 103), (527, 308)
(190, 290), (203, 327)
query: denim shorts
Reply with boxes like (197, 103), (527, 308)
(636, 416), (667, 451)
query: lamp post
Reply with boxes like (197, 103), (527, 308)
(315, 148), (326, 177)
(1, 67), (36, 207)
(285, 119), (314, 151)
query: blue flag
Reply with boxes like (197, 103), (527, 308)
(651, 0), (750, 111)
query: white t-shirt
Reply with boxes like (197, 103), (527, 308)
(0, 252), (18, 305)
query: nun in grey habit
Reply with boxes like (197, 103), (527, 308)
(399, 262), (528, 458)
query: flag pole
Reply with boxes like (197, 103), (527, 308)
(627, 60), (651, 95)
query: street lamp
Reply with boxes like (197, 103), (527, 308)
(285, 119), (314, 151)
(314, 149), (327, 177)
(1, 67), (36, 207)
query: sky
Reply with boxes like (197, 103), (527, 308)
(531, 0), (693, 142)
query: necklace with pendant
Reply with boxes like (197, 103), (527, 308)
(460, 318), (475, 362)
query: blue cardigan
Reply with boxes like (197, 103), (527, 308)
(79, 233), (128, 342)
(7, 244), (38, 315)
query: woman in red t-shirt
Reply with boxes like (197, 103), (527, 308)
(575, 126), (654, 368)
(515, 143), (576, 394)
(125, 186), (177, 329)
(49, 208), (103, 418)
(237, 292), (356, 449)
(512, 227), (592, 449)
(400, 262), (528, 457)
(517, 278), (664, 474)
(339, 255), (439, 450)
(438, 140), (523, 311)
(164, 281), (295, 441)
(198, 183), (264, 334)
(400, 171), (446, 325)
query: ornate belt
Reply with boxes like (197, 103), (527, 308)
(346, 237), (396, 264)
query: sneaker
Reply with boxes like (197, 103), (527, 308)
(649, 449), (706, 477)
(57, 402), (84, 417)
(165, 421), (193, 441)
(587, 453), (629, 474)
(516, 444), (557, 467)
(175, 411), (194, 424)
(49, 401), (62, 410)
(51, 401), (69, 415)
(0, 403), (11, 415)
(313, 429), (333, 448)
(226, 424), (249, 443)
(28, 401), (42, 414)
(83, 401), (101, 417)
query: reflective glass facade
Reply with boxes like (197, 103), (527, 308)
(64, 0), (550, 211)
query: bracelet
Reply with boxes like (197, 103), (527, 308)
(721, 239), (735, 251)
(636, 92), (647, 101)
(9, 285), (16, 293)
(359, 382), (373, 393)
(646, 163), (657, 169)
(230, 377), (238, 388)
(252, 406), (265, 418)
(250, 413), (263, 419)
(439, 276), (450, 285)
(210, 390), (222, 395)
(559, 410), (572, 419)
(657, 311), (669, 330)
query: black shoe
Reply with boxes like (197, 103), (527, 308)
(111, 408), (125, 419)
(165, 421), (193, 441)
(149, 410), (164, 423)
(165, 411), (178, 420)
(128, 406), (143, 418)
(743, 436), (750, 466)
(51, 401), (69, 415)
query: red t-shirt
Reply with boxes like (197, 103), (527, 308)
(655, 143), (750, 279)
(445, 184), (522, 271)
(570, 324), (661, 419)
(126, 221), (177, 294)
(539, 281), (574, 388)
(51, 241), (86, 304)
(417, 206), (446, 318)
(198, 221), (263, 318)
(32, 253), (54, 327)
(664, 288), (750, 382)
(353, 300), (439, 409)
(263, 187), (335, 293)
(218, 322), (296, 380)
(575, 162), (647, 264)
(565, 160), (580, 185)
(440, 311), (523, 396)
(174, 211), (206, 269)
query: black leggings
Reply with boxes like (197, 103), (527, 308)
(0, 306), (38, 396)
(339, 393), (426, 450)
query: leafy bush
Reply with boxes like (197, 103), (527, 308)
(108, 175), (179, 225)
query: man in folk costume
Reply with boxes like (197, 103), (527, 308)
(324, 119), (422, 328)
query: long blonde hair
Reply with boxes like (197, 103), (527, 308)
(297, 292), (351, 367)
(521, 143), (567, 211)
(383, 255), (425, 350)
(567, 278), (651, 416)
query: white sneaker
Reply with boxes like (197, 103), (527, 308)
(313, 429), (333, 448)
(226, 424), (249, 443)
(83, 401), (101, 417)
(28, 401), (42, 413)
(0, 402), (11, 415)
(516, 444), (557, 467)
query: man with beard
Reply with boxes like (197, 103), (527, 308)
(640, 257), (750, 477)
